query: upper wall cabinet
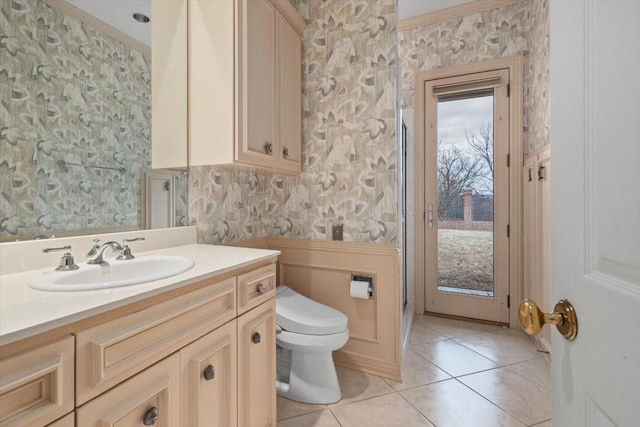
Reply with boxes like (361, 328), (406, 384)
(189, 0), (305, 173)
(151, 0), (188, 170)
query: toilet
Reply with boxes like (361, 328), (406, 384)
(275, 285), (349, 404)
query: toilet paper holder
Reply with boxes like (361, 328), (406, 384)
(351, 274), (374, 299)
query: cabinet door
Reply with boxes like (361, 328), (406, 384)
(237, 0), (276, 167)
(0, 336), (74, 427)
(76, 353), (180, 427)
(180, 321), (237, 427)
(276, 12), (302, 172)
(237, 299), (276, 427)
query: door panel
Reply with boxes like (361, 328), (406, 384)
(550, 0), (640, 424)
(424, 69), (510, 323)
(237, 0), (276, 166)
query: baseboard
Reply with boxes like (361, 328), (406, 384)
(334, 351), (402, 382)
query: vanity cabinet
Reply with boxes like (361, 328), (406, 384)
(76, 353), (181, 427)
(180, 320), (237, 427)
(0, 336), (74, 426)
(0, 261), (277, 427)
(189, 0), (304, 173)
(238, 299), (277, 427)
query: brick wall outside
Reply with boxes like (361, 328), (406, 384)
(439, 189), (493, 232)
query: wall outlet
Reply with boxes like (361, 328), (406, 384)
(332, 224), (343, 241)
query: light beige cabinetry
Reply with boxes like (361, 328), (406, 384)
(0, 336), (74, 426)
(523, 149), (551, 351)
(180, 320), (237, 427)
(189, 0), (304, 173)
(0, 262), (277, 427)
(77, 353), (181, 427)
(238, 299), (277, 427)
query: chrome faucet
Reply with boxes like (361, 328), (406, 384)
(86, 240), (123, 265)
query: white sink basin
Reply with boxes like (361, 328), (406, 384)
(31, 255), (195, 291)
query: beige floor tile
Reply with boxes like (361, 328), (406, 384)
(400, 379), (526, 427)
(455, 328), (542, 365)
(277, 409), (341, 426)
(409, 322), (448, 345)
(419, 315), (500, 338)
(505, 357), (552, 390)
(329, 366), (395, 407)
(411, 339), (499, 377)
(331, 392), (434, 427)
(458, 368), (552, 426)
(277, 396), (327, 421)
(385, 349), (450, 391)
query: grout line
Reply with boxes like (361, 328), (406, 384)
(453, 377), (532, 426)
(327, 406), (344, 427)
(394, 389), (438, 426)
(328, 389), (398, 409)
(528, 418), (552, 426)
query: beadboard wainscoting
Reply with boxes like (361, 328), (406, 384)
(231, 238), (402, 381)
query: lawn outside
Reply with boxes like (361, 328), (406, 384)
(437, 229), (494, 293)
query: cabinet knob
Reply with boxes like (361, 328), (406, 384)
(252, 332), (261, 344)
(282, 146), (289, 158)
(203, 364), (215, 381)
(143, 407), (159, 425)
(257, 283), (268, 294)
(263, 141), (273, 155)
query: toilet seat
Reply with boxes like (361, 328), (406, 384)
(276, 286), (348, 335)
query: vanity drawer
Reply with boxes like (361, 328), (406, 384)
(76, 277), (236, 404)
(77, 352), (180, 427)
(0, 336), (74, 427)
(237, 264), (276, 315)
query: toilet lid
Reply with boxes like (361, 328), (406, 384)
(276, 286), (348, 335)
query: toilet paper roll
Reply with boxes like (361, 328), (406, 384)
(350, 280), (370, 299)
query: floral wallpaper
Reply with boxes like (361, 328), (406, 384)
(399, 0), (550, 154)
(0, 0), (186, 241)
(190, 0), (398, 245)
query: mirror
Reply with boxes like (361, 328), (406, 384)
(0, 0), (188, 242)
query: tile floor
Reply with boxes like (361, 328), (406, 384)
(277, 314), (552, 427)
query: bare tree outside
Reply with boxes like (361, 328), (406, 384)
(437, 135), (484, 217)
(466, 121), (494, 195)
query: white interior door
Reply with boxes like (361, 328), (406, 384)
(550, 1), (640, 425)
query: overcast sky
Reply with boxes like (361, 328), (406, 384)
(437, 95), (493, 147)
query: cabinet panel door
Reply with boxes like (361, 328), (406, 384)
(0, 336), (74, 427)
(180, 320), (237, 427)
(237, 0), (276, 167)
(276, 13), (302, 172)
(237, 300), (276, 427)
(77, 353), (180, 427)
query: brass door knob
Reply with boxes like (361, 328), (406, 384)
(518, 299), (578, 341)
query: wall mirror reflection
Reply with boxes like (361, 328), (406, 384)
(0, 0), (188, 242)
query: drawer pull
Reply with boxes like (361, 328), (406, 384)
(252, 332), (261, 344)
(143, 407), (159, 425)
(257, 283), (268, 294)
(203, 364), (216, 381)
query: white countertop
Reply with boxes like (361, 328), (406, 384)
(0, 244), (280, 346)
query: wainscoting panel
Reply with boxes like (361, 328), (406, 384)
(233, 238), (402, 380)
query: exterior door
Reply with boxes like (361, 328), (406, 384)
(423, 69), (511, 323)
(550, 0), (640, 424)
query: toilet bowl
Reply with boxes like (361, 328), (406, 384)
(275, 285), (349, 404)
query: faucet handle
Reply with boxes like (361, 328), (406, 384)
(43, 245), (71, 254)
(122, 237), (145, 244)
(117, 237), (145, 261)
(43, 246), (79, 271)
